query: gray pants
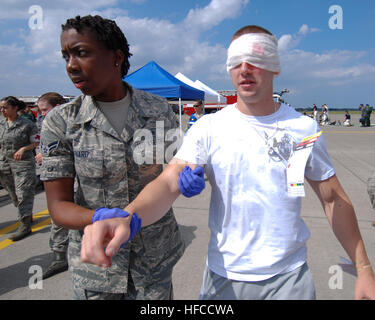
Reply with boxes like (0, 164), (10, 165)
(199, 263), (316, 300)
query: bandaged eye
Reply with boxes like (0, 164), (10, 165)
(252, 43), (264, 55)
(226, 33), (281, 74)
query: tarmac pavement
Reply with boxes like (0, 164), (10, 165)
(0, 112), (374, 300)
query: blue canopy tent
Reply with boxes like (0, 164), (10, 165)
(124, 61), (205, 131)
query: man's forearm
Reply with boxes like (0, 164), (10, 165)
(326, 191), (371, 270)
(125, 163), (182, 226)
(309, 175), (372, 270)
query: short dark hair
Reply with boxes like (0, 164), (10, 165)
(2, 96), (26, 111)
(194, 99), (203, 107)
(62, 15), (132, 77)
(231, 25), (273, 43)
(38, 92), (66, 107)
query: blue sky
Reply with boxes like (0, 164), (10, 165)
(0, 0), (374, 108)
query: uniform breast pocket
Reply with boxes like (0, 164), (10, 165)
(74, 149), (104, 178)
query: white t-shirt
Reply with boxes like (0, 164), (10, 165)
(175, 103), (335, 281)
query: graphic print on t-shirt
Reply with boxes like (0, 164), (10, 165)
(265, 130), (322, 165)
(266, 132), (297, 164)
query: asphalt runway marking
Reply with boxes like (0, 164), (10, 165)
(0, 209), (49, 236)
(0, 209), (51, 251)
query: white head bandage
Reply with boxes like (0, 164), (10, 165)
(226, 33), (281, 74)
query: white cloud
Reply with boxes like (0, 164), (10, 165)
(113, 15), (229, 88)
(2, 1), (374, 107)
(15, 0), (248, 77)
(0, 0), (120, 20)
(298, 24), (309, 36)
(280, 49), (372, 82)
(278, 34), (294, 52)
(0, 43), (25, 76)
(111, 0), (249, 86)
(278, 25), (373, 85)
(0, 0), (243, 96)
(298, 24), (320, 36)
(275, 25), (375, 107)
(278, 24), (321, 52)
(183, 0), (249, 31)
(312, 64), (375, 80)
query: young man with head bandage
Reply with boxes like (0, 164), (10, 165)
(81, 25), (375, 300)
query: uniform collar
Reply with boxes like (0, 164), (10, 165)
(73, 82), (147, 142)
(5, 116), (24, 128)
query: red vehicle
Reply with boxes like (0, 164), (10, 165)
(183, 103), (226, 116)
(183, 90), (237, 115)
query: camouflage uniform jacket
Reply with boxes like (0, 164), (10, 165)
(40, 83), (185, 293)
(0, 116), (38, 172)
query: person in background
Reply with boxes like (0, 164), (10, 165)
(40, 15), (184, 299)
(343, 110), (351, 126)
(35, 93), (66, 164)
(364, 104), (373, 127)
(34, 92), (70, 279)
(30, 106), (39, 120)
(322, 104), (329, 120)
(19, 103), (36, 122)
(320, 110), (328, 125)
(320, 104), (329, 125)
(0, 96), (39, 241)
(188, 99), (205, 129)
(0, 99), (5, 116)
(359, 104), (366, 127)
(312, 104), (318, 122)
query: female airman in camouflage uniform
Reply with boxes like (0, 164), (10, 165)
(40, 15), (184, 300)
(0, 96), (39, 241)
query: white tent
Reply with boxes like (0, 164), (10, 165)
(194, 80), (226, 104)
(175, 72), (200, 90)
(175, 72), (226, 104)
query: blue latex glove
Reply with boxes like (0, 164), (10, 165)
(92, 207), (142, 245)
(178, 166), (205, 198)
